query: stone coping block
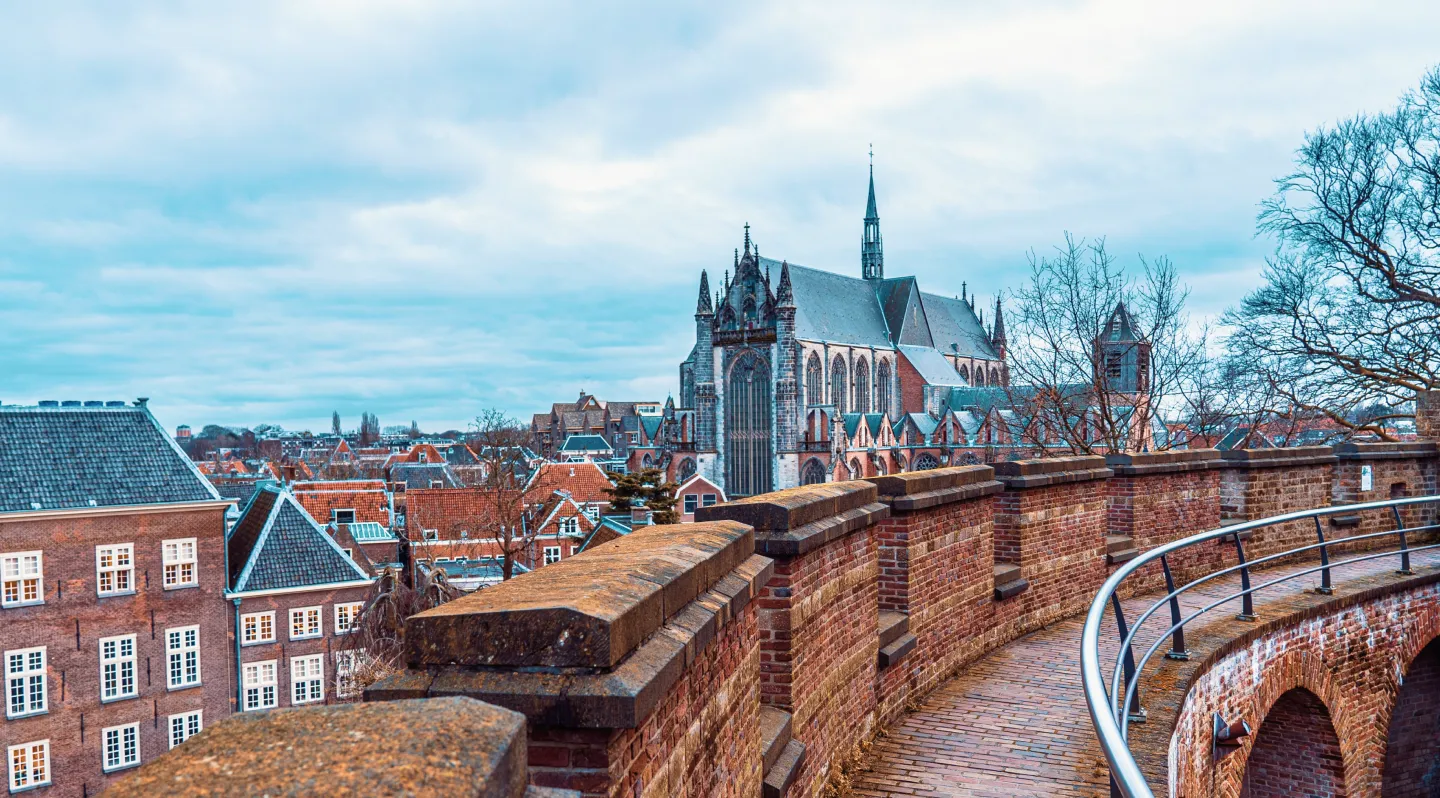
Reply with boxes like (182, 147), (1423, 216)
(992, 455), (1112, 489)
(1219, 445), (1338, 469)
(866, 465), (1003, 511)
(1333, 441), (1440, 461)
(1105, 449), (1221, 476)
(107, 697), (530, 798)
(406, 521), (754, 669)
(697, 480), (889, 556)
(370, 555), (775, 729)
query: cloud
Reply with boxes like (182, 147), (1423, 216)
(2, 0), (1438, 430)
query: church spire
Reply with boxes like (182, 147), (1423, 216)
(777, 260), (794, 307)
(697, 270), (713, 316)
(991, 295), (1006, 346)
(743, 222), (752, 256)
(862, 147), (884, 280)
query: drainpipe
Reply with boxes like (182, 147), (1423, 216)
(232, 598), (244, 713)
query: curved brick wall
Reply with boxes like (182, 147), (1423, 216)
(1382, 637), (1440, 797)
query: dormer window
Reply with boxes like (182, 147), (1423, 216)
(333, 509), (356, 525)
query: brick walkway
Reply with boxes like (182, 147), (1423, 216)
(849, 548), (1440, 797)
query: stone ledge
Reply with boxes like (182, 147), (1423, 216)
(867, 466), (1003, 511)
(700, 482), (889, 556)
(1219, 445), (1338, 469)
(994, 455), (1113, 489)
(107, 697), (532, 798)
(1106, 449), (1221, 476)
(1333, 441), (1440, 461)
(405, 521), (753, 669)
(370, 555), (774, 730)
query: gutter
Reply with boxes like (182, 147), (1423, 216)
(232, 598), (244, 713)
(224, 578), (376, 600)
(0, 499), (234, 523)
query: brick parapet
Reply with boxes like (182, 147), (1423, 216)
(1105, 452), (1224, 592)
(1330, 441), (1440, 546)
(1218, 447), (1337, 560)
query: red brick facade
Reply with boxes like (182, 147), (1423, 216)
(1383, 638), (1440, 797)
(0, 505), (231, 797)
(232, 584), (375, 713)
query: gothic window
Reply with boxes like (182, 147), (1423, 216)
(806, 354), (823, 406)
(724, 351), (773, 498)
(678, 458), (697, 484)
(975, 368), (986, 387)
(743, 297), (758, 323)
(914, 453), (940, 471)
(830, 357), (848, 414)
(959, 364), (970, 384)
(642, 454), (653, 469)
(961, 451), (982, 466)
(801, 458), (827, 485)
(876, 359), (892, 416)
(853, 358), (870, 414)
(848, 458), (863, 479)
(990, 368), (1001, 387)
(875, 458), (888, 476)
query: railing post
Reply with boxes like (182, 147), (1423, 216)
(1393, 505), (1414, 575)
(1313, 517), (1333, 595)
(1109, 593), (1146, 724)
(1232, 533), (1256, 621)
(1160, 556), (1189, 660)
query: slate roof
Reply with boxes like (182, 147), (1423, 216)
(918, 292), (999, 359)
(559, 435), (612, 453)
(390, 463), (462, 490)
(0, 404), (221, 514)
(229, 486), (372, 593)
(898, 345), (968, 387)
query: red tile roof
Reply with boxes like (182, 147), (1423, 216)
(526, 462), (615, 505)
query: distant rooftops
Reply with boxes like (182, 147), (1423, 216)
(0, 401), (222, 514)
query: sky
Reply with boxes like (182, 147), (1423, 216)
(3, 1), (1439, 434)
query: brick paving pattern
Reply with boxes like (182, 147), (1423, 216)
(850, 549), (1440, 797)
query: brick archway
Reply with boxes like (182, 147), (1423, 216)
(1241, 687), (1347, 798)
(1383, 635), (1440, 795)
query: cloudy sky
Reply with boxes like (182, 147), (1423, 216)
(3, 1), (1438, 433)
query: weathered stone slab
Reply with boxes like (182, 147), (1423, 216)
(868, 465), (1003, 510)
(993, 455), (1112, 488)
(1105, 449), (1221, 476)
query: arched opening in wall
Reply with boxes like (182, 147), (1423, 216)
(806, 354), (823, 406)
(875, 458), (888, 476)
(678, 458), (697, 484)
(958, 364), (969, 384)
(914, 453), (939, 471)
(642, 454), (653, 469)
(853, 357), (870, 414)
(896, 454), (908, 472)
(1383, 637), (1440, 796)
(848, 458), (863, 479)
(1240, 688), (1347, 798)
(830, 357), (849, 414)
(801, 458), (827, 485)
(975, 369), (987, 387)
(724, 351), (773, 498)
(990, 367), (1000, 387)
(877, 359), (892, 416)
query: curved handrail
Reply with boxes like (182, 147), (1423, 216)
(1081, 494), (1440, 798)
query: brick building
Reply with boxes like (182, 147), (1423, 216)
(0, 401), (233, 796)
(225, 487), (376, 716)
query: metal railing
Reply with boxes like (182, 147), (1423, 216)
(1080, 495), (1440, 798)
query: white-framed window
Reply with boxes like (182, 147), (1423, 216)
(684, 494), (699, 514)
(4, 648), (46, 719)
(162, 539), (198, 589)
(543, 546), (562, 565)
(101, 722), (140, 772)
(342, 548), (354, 559)
(290, 654), (324, 705)
(241, 612), (275, 645)
(95, 544), (134, 596)
(99, 634), (138, 702)
(6, 740), (48, 792)
(166, 626), (201, 689)
(332, 509), (355, 525)
(242, 661), (277, 711)
(570, 545), (580, 557)
(702, 494), (718, 507)
(168, 710), (202, 749)
(334, 602), (363, 635)
(334, 650), (364, 699)
(289, 607), (322, 640)
(1, 552), (43, 608)
(558, 517), (579, 535)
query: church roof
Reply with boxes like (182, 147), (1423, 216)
(917, 292), (999, 359)
(898, 345), (968, 387)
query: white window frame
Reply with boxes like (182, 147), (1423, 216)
(99, 634), (138, 702)
(166, 626), (202, 690)
(162, 538), (198, 589)
(290, 654), (325, 705)
(168, 710), (203, 750)
(570, 545), (580, 557)
(334, 602), (363, 635)
(684, 494), (699, 515)
(332, 509), (356, 525)
(558, 517), (579, 535)
(4, 647), (46, 719)
(241, 611), (276, 646)
(289, 607), (322, 640)
(6, 740), (49, 792)
(101, 722), (141, 773)
(95, 544), (135, 597)
(243, 660), (278, 711)
(702, 494), (718, 507)
(0, 552), (43, 608)
(543, 546), (562, 565)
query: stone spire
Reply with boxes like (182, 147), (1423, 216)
(696, 270), (713, 315)
(991, 295), (1006, 347)
(862, 148), (884, 281)
(777, 260), (794, 307)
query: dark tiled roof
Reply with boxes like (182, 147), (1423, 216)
(782, 262), (893, 347)
(230, 487), (372, 592)
(391, 463), (462, 489)
(917, 292), (999, 360)
(559, 435), (612, 452)
(0, 405), (220, 514)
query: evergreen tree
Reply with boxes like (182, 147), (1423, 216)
(332, 411), (341, 436)
(605, 468), (680, 525)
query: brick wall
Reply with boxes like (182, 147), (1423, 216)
(1382, 638), (1440, 798)
(1106, 451), (1223, 592)
(0, 506), (231, 798)
(234, 584), (374, 710)
(1332, 442), (1440, 550)
(1169, 578), (1440, 797)
(1218, 448), (1335, 559)
(1240, 688), (1347, 798)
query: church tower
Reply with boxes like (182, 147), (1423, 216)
(862, 155), (884, 281)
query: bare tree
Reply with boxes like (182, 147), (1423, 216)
(1005, 234), (1209, 455)
(334, 567), (461, 697)
(1223, 67), (1440, 439)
